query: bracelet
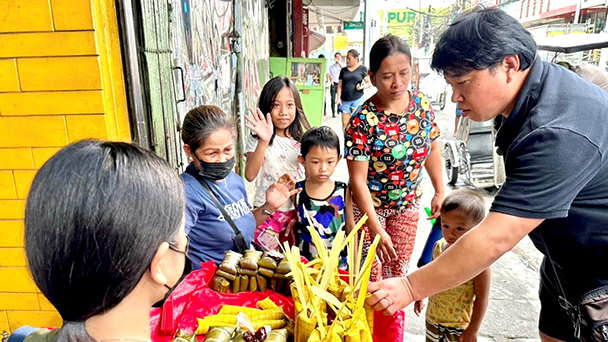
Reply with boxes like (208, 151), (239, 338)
(261, 204), (275, 216)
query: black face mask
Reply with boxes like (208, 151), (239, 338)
(152, 254), (192, 308)
(197, 156), (235, 181)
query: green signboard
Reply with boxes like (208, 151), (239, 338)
(343, 21), (364, 30)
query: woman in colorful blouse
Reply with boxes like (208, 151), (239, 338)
(344, 34), (445, 283)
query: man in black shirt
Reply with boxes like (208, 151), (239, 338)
(366, 8), (608, 341)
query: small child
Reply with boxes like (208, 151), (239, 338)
(414, 189), (491, 342)
(290, 126), (353, 267)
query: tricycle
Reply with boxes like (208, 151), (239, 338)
(443, 116), (505, 189)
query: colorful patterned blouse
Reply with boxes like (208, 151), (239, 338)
(344, 91), (440, 210)
(426, 239), (475, 329)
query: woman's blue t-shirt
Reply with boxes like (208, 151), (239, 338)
(181, 165), (256, 268)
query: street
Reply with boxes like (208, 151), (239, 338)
(323, 90), (544, 342)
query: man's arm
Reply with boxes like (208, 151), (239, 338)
(367, 212), (543, 314)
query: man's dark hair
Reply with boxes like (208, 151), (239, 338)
(369, 34), (412, 74)
(440, 189), (486, 225)
(334, 52), (342, 58)
(300, 126), (340, 158)
(431, 7), (537, 77)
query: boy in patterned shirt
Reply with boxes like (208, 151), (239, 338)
(288, 126), (354, 267)
(414, 189), (491, 342)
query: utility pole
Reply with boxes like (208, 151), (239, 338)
(363, 0), (372, 66)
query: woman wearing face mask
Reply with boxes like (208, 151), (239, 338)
(17, 140), (187, 342)
(181, 105), (299, 268)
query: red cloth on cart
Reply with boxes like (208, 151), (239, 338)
(149, 262), (295, 342)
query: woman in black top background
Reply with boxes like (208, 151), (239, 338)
(337, 49), (371, 129)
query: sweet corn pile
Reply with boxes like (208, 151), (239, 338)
(195, 300), (291, 335)
(283, 213), (380, 342)
(211, 250), (292, 295)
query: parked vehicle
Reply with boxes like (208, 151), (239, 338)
(443, 117), (505, 188)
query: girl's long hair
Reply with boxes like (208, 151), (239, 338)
(256, 76), (311, 144)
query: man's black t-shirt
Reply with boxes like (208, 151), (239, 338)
(491, 58), (608, 295)
(339, 65), (368, 101)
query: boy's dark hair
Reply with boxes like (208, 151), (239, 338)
(300, 126), (341, 158)
(369, 34), (412, 74)
(431, 7), (537, 77)
(440, 189), (486, 225)
(257, 76), (311, 144)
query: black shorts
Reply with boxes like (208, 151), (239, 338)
(538, 259), (608, 341)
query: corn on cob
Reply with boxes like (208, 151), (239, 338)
(257, 297), (277, 310)
(218, 305), (284, 320)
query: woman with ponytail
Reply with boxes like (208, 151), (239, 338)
(16, 140), (188, 342)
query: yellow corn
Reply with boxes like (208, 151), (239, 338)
(218, 305), (284, 320)
(195, 315), (237, 335)
(257, 297), (278, 310)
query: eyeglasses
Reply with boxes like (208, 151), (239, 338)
(168, 234), (189, 256)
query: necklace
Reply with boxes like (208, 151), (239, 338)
(99, 338), (150, 342)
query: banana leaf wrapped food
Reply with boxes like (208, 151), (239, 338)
(232, 276), (241, 293)
(210, 276), (230, 293)
(258, 250), (283, 270)
(203, 327), (234, 342)
(239, 275), (249, 293)
(249, 276), (258, 292)
(258, 267), (275, 278)
(240, 250), (262, 271)
(276, 259), (291, 275)
(215, 269), (237, 281)
(266, 328), (288, 342)
(256, 275), (267, 292)
(238, 267), (257, 277)
(219, 251), (242, 275)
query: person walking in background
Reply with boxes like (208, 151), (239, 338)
(337, 49), (372, 129)
(366, 8), (608, 342)
(414, 189), (491, 342)
(328, 52), (345, 118)
(245, 76), (311, 251)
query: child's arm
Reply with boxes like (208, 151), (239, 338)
(460, 267), (492, 342)
(244, 108), (274, 182)
(413, 298), (426, 317)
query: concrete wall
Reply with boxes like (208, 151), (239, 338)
(0, 0), (130, 331)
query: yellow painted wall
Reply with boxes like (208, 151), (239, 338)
(0, 0), (130, 332)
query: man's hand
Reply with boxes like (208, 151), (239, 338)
(366, 276), (415, 316)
